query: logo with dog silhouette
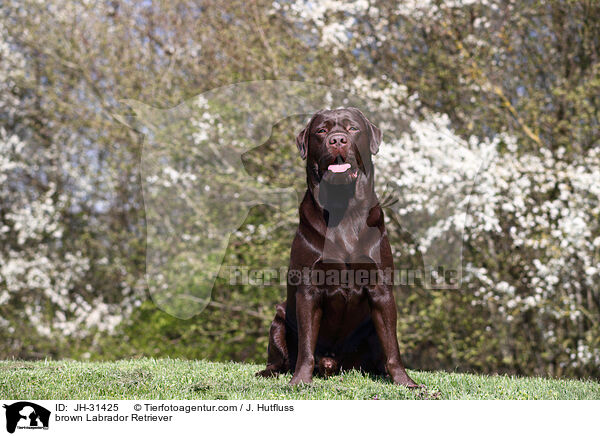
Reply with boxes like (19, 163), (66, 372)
(3, 402), (50, 433)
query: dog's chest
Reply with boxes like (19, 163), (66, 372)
(322, 210), (382, 264)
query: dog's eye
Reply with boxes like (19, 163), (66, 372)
(348, 126), (359, 131)
(316, 128), (327, 134)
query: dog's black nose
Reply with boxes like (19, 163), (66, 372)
(328, 134), (348, 147)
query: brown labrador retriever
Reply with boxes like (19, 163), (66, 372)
(256, 108), (417, 387)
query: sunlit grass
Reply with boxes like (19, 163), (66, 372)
(0, 358), (598, 400)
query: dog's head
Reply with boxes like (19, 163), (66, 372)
(296, 108), (382, 217)
(296, 107), (381, 188)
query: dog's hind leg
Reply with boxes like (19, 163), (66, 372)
(256, 302), (290, 377)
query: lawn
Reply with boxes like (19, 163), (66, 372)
(0, 358), (598, 400)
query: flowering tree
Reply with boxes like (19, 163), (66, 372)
(0, 3), (143, 356)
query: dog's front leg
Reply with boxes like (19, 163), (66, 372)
(369, 286), (418, 387)
(290, 288), (322, 385)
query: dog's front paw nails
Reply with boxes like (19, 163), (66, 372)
(289, 373), (313, 386)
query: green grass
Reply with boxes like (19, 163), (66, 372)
(0, 358), (598, 400)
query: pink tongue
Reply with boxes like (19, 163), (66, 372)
(328, 163), (351, 173)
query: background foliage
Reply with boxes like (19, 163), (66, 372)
(0, 0), (598, 379)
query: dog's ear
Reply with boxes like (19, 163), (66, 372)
(296, 112), (320, 160)
(296, 124), (309, 160)
(349, 107), (382, 155)
(367, 120), (382, 155)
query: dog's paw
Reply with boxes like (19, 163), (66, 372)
(391, 373), (421, 388)
(255, 368), (278, 378)
(289, 372), (313, 386)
